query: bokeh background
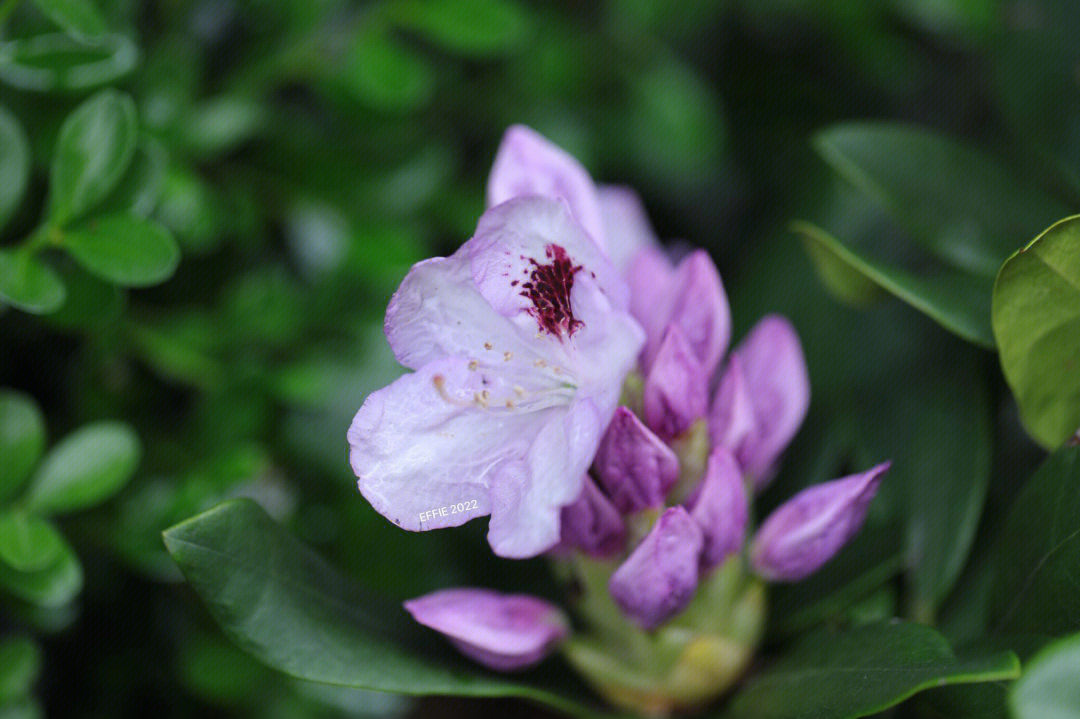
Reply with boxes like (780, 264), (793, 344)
(0, 0), (1074, 716)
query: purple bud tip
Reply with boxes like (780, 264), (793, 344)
(643, 324), (708, 441)
(403, 588), (570, 672)
(608, 506), (704, 630)
(688, 447), (749, 570)
(559, 475), (626, 557)
(750, 461), (891, 582)
(595, 407), (680, 514)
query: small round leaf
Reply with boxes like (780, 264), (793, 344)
(0, 249), (66, 314)
(0, 33), (138, 94)
(29, 0), (108, 40)
(63, 213), (179, 286)
(0, 391), (46, 500)
(0, 106), (30, 233)
(0, 636), (41, 704)
(25, 421), (140, 516)
(0, 511), (65, 573)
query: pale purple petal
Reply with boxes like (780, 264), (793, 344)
(559, 475), (626, 557)
(627, 247), (677, 369)
(750, 462), (891, 582)
(688, 447), (748, 569)
(404, 588), (570, 671)
(608, 506), (704, 630)
(598, 185), (660, 272)
(663, 251), (731, 378)
(594, 406), (679, 513)
(469, 196), (629, 324)
(643, 324), (709, 440)
(731, 315), (810, 484)
(487, 125), (606, 251)
(708, 355), (758, 454)
(487, 399), (601, 558)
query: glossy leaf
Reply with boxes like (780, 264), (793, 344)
(0, 637), (40, 704)
(0, 33), (138, 93)
(813, 122), (1068, 277)
(0, 249), (66, 315)
(1010, 632), (1080, 719)
(724, 622), (1020, 719)
(48, 89), (138, 226)
(340, 27), (435, 113)
(63, 213), (180, 286)
(25, 422), (141, 516)
(0, 511), (66, 573)
(164, 500), (591, 715)
(0, 106), (30, 233)
(29, 0), (108, 40)
(794, 220), (994, 347)
(992, 215), (1080, 449)
(992, 445), (1080, 635)
(0, 391), (45, 501)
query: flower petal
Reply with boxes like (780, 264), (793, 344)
(487, 125), (606, 250)
(559, 475), (626, 557)
(729, 314), (811, 486)
(594, 406), (679, 513)
(663, 250), (731, 378)
(608, 506), (704, 630)
(487, 398), (602, 558)
(598, 185), (659, 272)
(627, 246), (677, 365)
(708, 355), (758, 455)
(404, 588), (570, 672)
(750, 462), (891, 582)
(687, 447), (748, 569)
(643, 324), (708, 440)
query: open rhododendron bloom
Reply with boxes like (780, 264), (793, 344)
(347, 126), (892, 713)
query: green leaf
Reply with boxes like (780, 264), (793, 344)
(1010, 632), (1080, 719)
(388, 0), (532, 57)
(25, 422), (140, 516)
(723, 622), (1020, 719)
(0, 106), (30, 233)
(992, 445), (1080, 635)
(0, 33), (138, 93)
(29, 0), (108, 40)
(0, 249), (66, 315)
(794, 220), (995, 347)
(992, 215), (1080, 449)
(48, 89), (138, 226)
(0, 637), (40, 704)
(0, 511), (65, 573)
(163, 500), (592, 715)
(0, 391), (45, 501)
(0, 536), (82, 607)
(95, 141), (167, 219)
(813, 122), (1068, 277)
(63, 213), (180, 286)
(340, 27), (435, 113)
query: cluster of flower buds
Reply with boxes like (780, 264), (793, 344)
(350, 126), (890, 715)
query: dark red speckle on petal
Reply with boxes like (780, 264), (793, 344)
(520, 244), (583, 338)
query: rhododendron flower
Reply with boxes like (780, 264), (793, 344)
(348, 197), (644, 558)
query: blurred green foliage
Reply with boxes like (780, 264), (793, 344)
(0, 0), (1078, 717)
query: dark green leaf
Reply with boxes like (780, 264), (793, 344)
(43, 263), (124, 330)
(794, 220), (995, 347)
(48, 89), (138, 226)
(95, 141), (167, 218)
(992, 445), (1080, 635)
(389, 0), (532, 57)
(0, 637), (40, 704)
(0, 511), (65, 573)
(992, 215), (1080, 449)
(25, 421), (140, 516)
(0, 33), (138, 93)
(0, 536), (82, 607)
(163, 500), (591, 715)
(340, 27), (435, 113)
(63, 212), (179, 286)
(0, 106), (30, 233)
(0, 249), (66, 315)
(813, 123), (1068, 277)
(1009, 632), (1080, 719)
(723, 622), (1020, 719)
(29, 0), (108, 40)
(0, 391), (45, 501)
